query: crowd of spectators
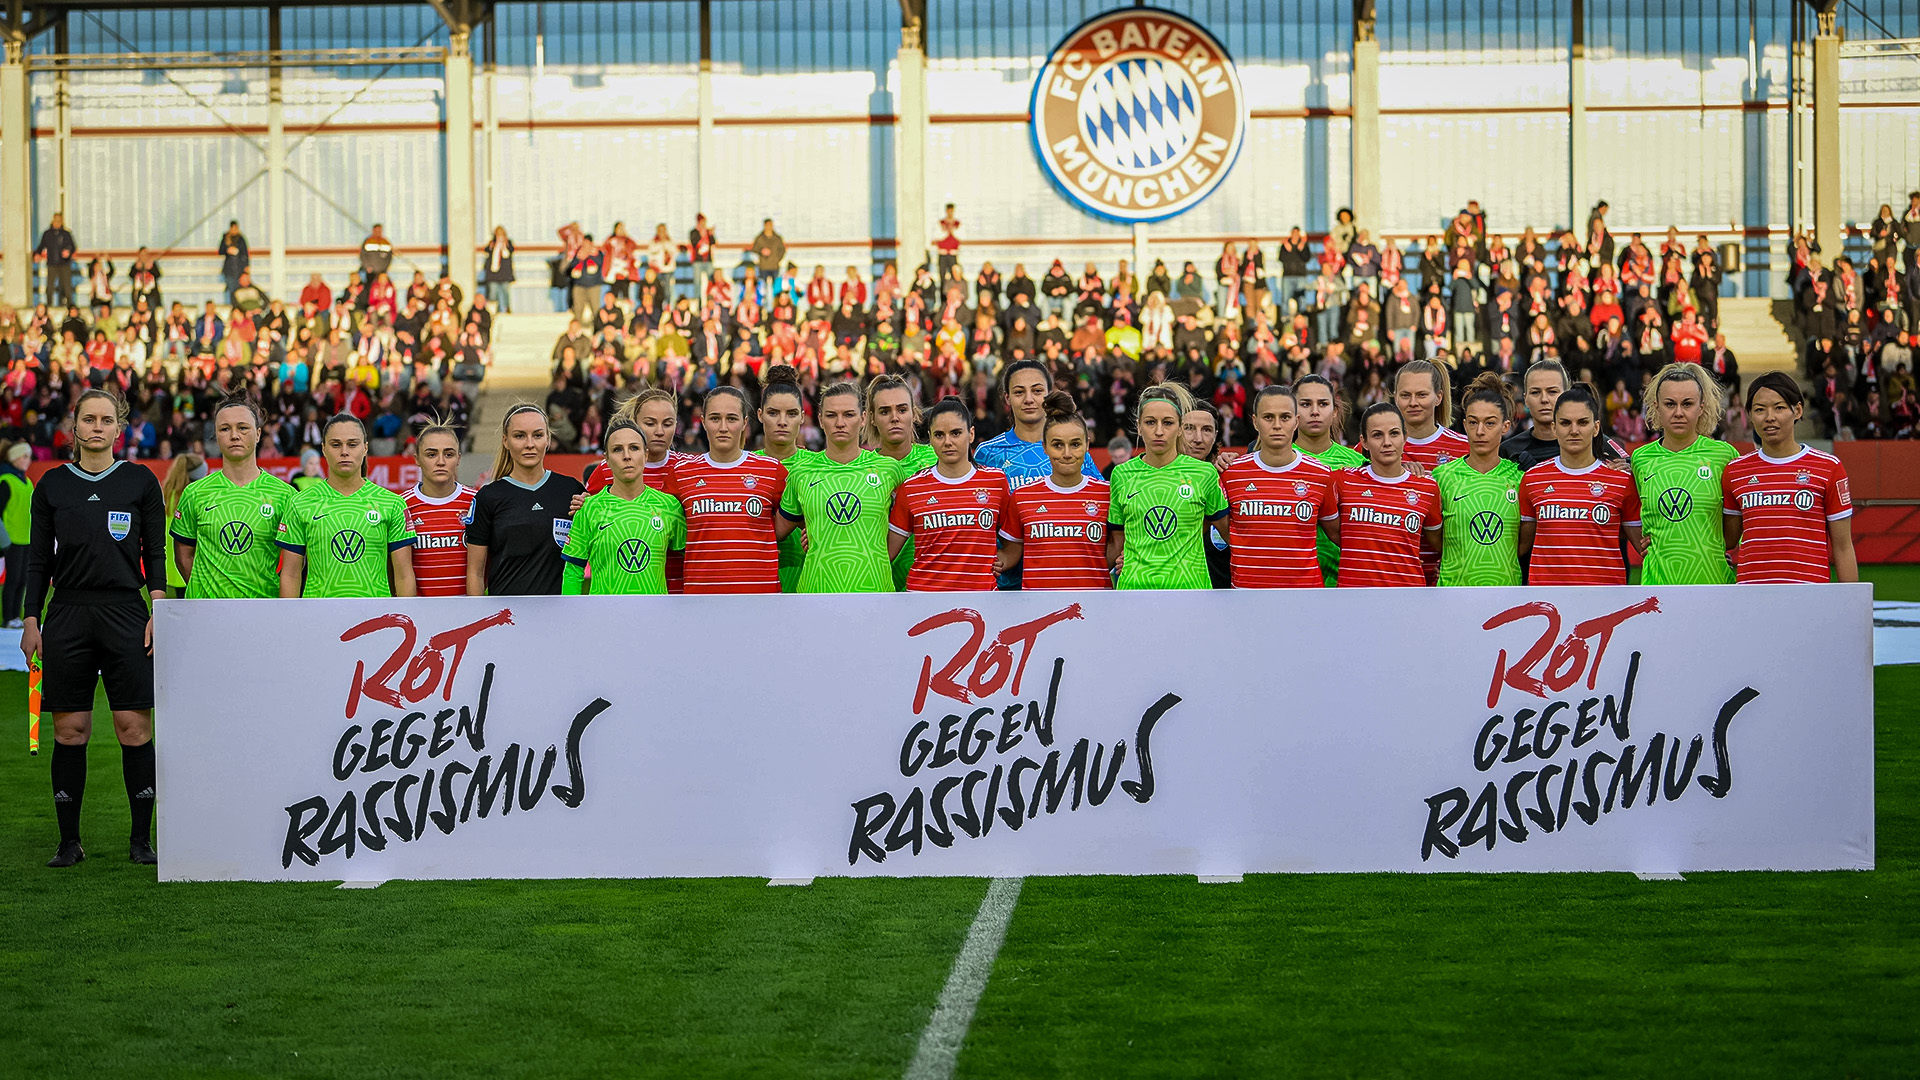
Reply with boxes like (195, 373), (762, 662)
(1788, 193), (1920, 440)
(2, 219), (492, 462)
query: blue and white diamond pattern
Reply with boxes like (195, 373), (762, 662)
(1076, 56), (1202, 176)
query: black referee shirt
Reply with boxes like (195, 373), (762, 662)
(24, 461), (167, 614)
(1500, 427), (1626, 471)
(464, 471), (584, 596)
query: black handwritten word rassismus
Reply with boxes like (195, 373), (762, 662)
(1419, 598), (1759, 862)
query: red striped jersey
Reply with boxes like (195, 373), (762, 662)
(668, 452), (787, 593)
(1222, 452), (1339, 589)
(887, 467), (1009, 592)
(1403, 426), (1470, 470)
(1721, 446), (1852, 584)
(588, 453), (687, 592)
(1334, 467), (1441, 587)
(999, 477), (1112, 591)
(404, 484), (476, 597)
(1518, 458), (1639, 585)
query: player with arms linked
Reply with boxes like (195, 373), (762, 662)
(1106, 383), (1228, 590)
(171, 395), (297, 598)
(563, 419), (686, 595)
(277, 413), (417, 599)
(1721, 371), (1857, 583)
(776, 382), (906, 592)
(403, 421), (476, 597)
(996, 391), (1112, 590)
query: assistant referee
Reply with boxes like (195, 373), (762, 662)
(21, 389), (168, 868)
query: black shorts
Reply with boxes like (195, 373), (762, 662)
(40, 602), (154, 712)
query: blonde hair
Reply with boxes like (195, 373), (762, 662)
(1136, 382), (1194, 424)
(863, 373), (922, 446)
(613, 387), (674, 425)
(1645, 362), (1724, 437)
(1394, 358), (1453, 427)
(491, 402), (549, 481)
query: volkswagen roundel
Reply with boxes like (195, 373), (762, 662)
(1029, 8), (1246, 223)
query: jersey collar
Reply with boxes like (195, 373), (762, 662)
(928, 466), (977, 485)
(409, 484), (470, 506)
(65, 460), (124, 482)
(1552, 458), (1603, 475)
(1044, 476), (1091, 495)
(1757, 445), (1812, 466)
(501, 470), (551, 492)
(1362, 465), (1410, 484)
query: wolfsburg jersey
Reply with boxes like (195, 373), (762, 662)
(276, 480), (415, 598)
(1298, 440), (1367, 586)
(1107, 455), (1228, 590)
(1432, 457), (1524, 587)
(778, 450), (906, 593)
(1632, 437), (1738, 585)
(562, 487), (685, 595)
(172, 469), (297, 598)
(759, 448), (818, 592)
(884, 443), (938, 591)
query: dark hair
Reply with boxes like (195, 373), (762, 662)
(1253, 383), (1298, 411)
(211, 393), (265, 430)
(998, 358), (1051, 401)
(925, 397), (974, 433)
(605, 417), (647, 450)
(1745, 371), (1805, 411)
(1359, 401), (1405, 433)
(1041, 389), (1087, 438)
(704, 385), (752, 414)
(760, 364), (804, 408)
(1553, 383), (1602, 419)
(1459, 371), (1515, 419)
(322, 411), (368, 441)
(1291, 373), (1350, 431)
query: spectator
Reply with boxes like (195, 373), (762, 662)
(750, 219), (786, 283)
(218, 221), (251, 303)
(359, 224), (394, 283)
(688, 214), (715, 298)
(936, 203), (961, 282)
(33, 213), (77, 308)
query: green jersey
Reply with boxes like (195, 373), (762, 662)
(778, 450), (906, 593)
(276, 480), (415, 598)
(561, 487), (686, 595)
(1298, 441), (1367, 586)
(760, 448), (818, 593)
(1432, 457), (1524, 587)
(1107, 455), (1227, 590)
(172, 469), (299, 598)
(1632, 437), (1738, 585)
(884, 443), (939, 591)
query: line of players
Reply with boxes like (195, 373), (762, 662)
(158, 357), (1856, 601)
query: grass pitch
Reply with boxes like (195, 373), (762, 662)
(1, 635), (1914, 1077)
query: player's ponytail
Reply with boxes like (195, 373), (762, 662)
(1394, 358), (1453, 426)
(1041, 389), (1086, 439)
(1459, 371), (1515, 419)
(925, 396), (973, 432)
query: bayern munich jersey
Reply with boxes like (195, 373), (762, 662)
(1518, 458), (1639, 586)
(1334, 467), (1441, 587)
(1721, 446), (1852, 583)
(1402, 426), (1470, 470)
(972, 430), (1102, 489)
(1222, 452), (1339, 589)
(999, 477), (1111, 590)
(588, 453), (687, 592)
(404, 484), (477, 597)
(888, 467), (1009, 592)
(669, 452), (788, 593)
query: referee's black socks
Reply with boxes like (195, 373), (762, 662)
(51, 741), (87, 843)
(122, 740), (155, 843)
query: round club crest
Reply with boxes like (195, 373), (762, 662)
(1030, 8), (1246, 223)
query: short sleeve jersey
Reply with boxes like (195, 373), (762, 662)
(1403, 426), (1471, 470)
(1518, 458), (1639, 586)
(1107, 455), (1228, 590)
(1632, 437), (1738, 585)
(885, 444), (939, 591)
(887, 466), (1009, 592)
(670, 452), (788, 594)
(1001, 477), (1111, 590)
(589, 453), (687, 592)
(172, 469), (298, 598)
(464, 471), (585, 596)
(404, 484), (477, 597)
(1334, 467), (1441, 587)
(778, 450), (906, 593)
(561, 487), (686, 595)
(1432, 457), (1524, 587)
(1222, 452), (1339, 589)
(276, 480), (415, 598)
(1721, 446), (1852, 584)
(1298, 440), (1367, 586)
(759, 448), (819, 592)
(974, 427), (1104, 589)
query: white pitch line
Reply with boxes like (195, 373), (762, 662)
(904, 876), (1024, 1080)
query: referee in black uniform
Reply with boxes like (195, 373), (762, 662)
(21, 389), (168, 868)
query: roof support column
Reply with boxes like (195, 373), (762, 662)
(2, 12), (33, 309)
(268, 6), (287, 300)
(1349, 1), (1380, 233)
(1568, 0), (1586, 234)
(1811, 5), (1841, 260)
(895, 0), (928, 277)
(697, 0), (713, 234)
(443, 20), (476, 305)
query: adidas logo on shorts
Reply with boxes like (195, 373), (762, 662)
(136, 787), (155, 799)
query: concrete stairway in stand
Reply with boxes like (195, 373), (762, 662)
(463, 311), (572, 485)
(1714, 297), (1798, 379)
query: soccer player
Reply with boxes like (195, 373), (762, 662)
(775, 382), (907, 593)
(1222, 384), (1339, 588)
(1106, 384), (1227, 590)
(865, 374), (936, 590)
(755, 366), (815, 592)
(997, 390), (1112, 591)
(974, 360), (1103, 588)
(1395, 359), (1469, 468)
(584, 389), (686, 591)
(1180, 401), (1233, 587)
(403, 422), (476, 598)
(672, 386), (787, 593)
(277, 413), (417, 599)
(1722, 372), (1857, 583)
(1518, 385), (1641, 586)
(889, 399), (1007, 592)
(1335, 403), (1442, 587)
(464, 403), (583, 596)
(1501, 360), (1626, 468)
(22, 389), (167, 867)
(1632, 363), (1737, 585)
(172, 395), (297, 598)
(562, 420), (685, 595)
(1293, 374), (1365, 585)
(1433, 373), (1524, 587)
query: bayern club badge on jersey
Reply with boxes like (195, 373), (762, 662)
(1030, 8), (1246, 223)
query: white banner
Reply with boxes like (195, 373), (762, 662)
(154, 586), (1875, 882)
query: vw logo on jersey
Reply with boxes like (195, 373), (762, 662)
(1030, 8), (1246, 223)
(1469, 510), (1503, 545)
(219, 520), (253, 555)
(826, 491), (863, 526)
(1658, 487), (1693, 522)
(745, 496), (764, 518)
(106, 511), (132, 541)
(617, 537), (651, 574)
(979, 509), (998, 532)
(1592, 505), (1612, 525)
(1794, 490), (1816, 511)
(1143, 504), (1178, 540)
(1404, 512), (1424, 533)
(331, 529), (366, 564)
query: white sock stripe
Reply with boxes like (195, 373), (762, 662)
(904, 876), (1024, 1080)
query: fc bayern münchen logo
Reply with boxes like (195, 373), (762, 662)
(1030, 8), (1246, 223)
